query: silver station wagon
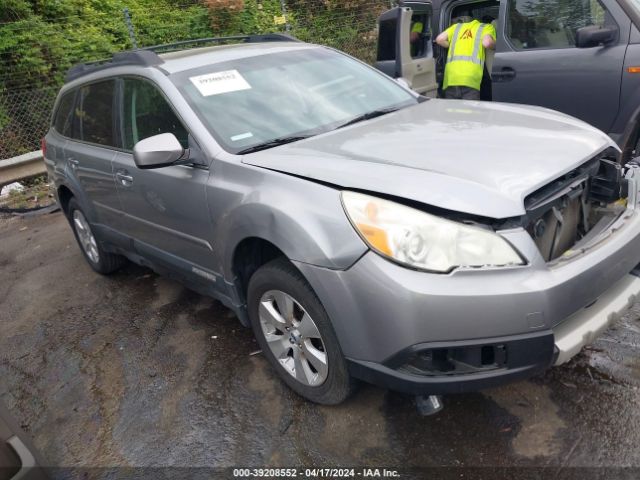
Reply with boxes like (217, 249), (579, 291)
(44, 34), (640, 410)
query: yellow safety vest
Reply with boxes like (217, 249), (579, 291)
(443, 20), (492, 91)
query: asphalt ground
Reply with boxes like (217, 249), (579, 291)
(1, 211), (640, 479)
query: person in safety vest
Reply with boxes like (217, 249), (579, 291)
(435, 19), (496, 100)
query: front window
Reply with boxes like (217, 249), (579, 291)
(507, 0), (609, 50)
(171, 47), (418, 154)
(122, 78), (189, 150)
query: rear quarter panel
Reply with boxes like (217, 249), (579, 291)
(44, 129), (99, 221)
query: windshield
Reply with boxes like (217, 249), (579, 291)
(171, 47), (418, 154)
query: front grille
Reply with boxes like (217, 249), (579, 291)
(399, 344), (507, 377)
(524, 155), (627, 263)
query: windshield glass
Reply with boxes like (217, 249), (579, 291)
(171, 47), (418, 154)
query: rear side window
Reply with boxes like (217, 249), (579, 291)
(507, 0), (609, 50)
(53, 91), (76, 137)
(76, 80), (116, 146)
(122, 78), (189, 150)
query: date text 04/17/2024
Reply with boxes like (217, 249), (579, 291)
(232, 468), (401, 478)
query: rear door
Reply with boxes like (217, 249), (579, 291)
(111, 77), (217, 274)
(375, 4), (439, 96)
(65, 79), (124, 229)
(492, 0), (630, 133)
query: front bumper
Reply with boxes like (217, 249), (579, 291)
(344, 272), (640, 395)
(294, 206), (640, 394)
(347, 331), (555, 395)
(553, 273), (640, 365)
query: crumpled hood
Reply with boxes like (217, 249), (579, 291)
(242, 99), (615, 219)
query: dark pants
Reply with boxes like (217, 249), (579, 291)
(444, 86), (481, 100)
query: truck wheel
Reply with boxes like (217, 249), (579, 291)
(67, 198), (126, 275)
(247, 258), (355, 405)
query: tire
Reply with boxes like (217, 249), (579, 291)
(247, 258), (355, 405)
(67, 198), (126, 275)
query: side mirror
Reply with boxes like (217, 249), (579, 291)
(133, 133), (186, 170)
(575, 25), (617, 48)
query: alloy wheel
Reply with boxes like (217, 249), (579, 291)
(72, 210), (100, 264)
(258, 289), (328, 387)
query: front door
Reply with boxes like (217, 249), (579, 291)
(112, 77), (217, 274)
(492, 0), (629, 133)
(376, 4), (439, 96)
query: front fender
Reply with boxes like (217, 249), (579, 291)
(211, 162), (367, 281)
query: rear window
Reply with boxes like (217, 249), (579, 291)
(53, 91), (76, 137)
(76, 80), (116, 147)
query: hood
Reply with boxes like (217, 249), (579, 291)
(242, 99), (615, 219)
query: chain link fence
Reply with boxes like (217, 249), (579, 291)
(0, 87), (59, 160)
(0, 1), (392, 160)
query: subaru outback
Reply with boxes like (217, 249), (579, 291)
(44, 34), (640, 406)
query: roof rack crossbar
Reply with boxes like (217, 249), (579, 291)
(64, 33), (298, 83)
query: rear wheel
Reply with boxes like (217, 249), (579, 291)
(67, 198), (126, 275)
(247, 258), (355, 405)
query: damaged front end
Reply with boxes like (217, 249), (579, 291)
(523, 152), (640, 265)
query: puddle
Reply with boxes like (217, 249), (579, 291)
(485, 382), (566, 459)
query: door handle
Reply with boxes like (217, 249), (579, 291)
(116, 171), (134, 187)
(493, 67), (516, 82)
(68, 158), (79, 168)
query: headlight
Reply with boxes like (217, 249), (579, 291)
(341, 191), (524, 273)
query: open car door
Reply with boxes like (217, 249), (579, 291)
(491, 0), (627, 133)
(375, 5), (438, 97)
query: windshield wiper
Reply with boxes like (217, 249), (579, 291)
(334, 107), (401, 130)
(237, 136), (310, 155)
(236, 107), (402, 154)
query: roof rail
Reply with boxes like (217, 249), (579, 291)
(143, 33), (299, 54)
(65, 49), (164, 83)
(64, 33), (298, 83)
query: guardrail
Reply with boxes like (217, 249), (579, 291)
(0, 151), (46, 189)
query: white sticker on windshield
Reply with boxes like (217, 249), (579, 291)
(231, 132), (253, 142)
(189, 70), (251, 96)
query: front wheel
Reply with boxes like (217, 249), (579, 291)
(247, 258), (355, 405)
